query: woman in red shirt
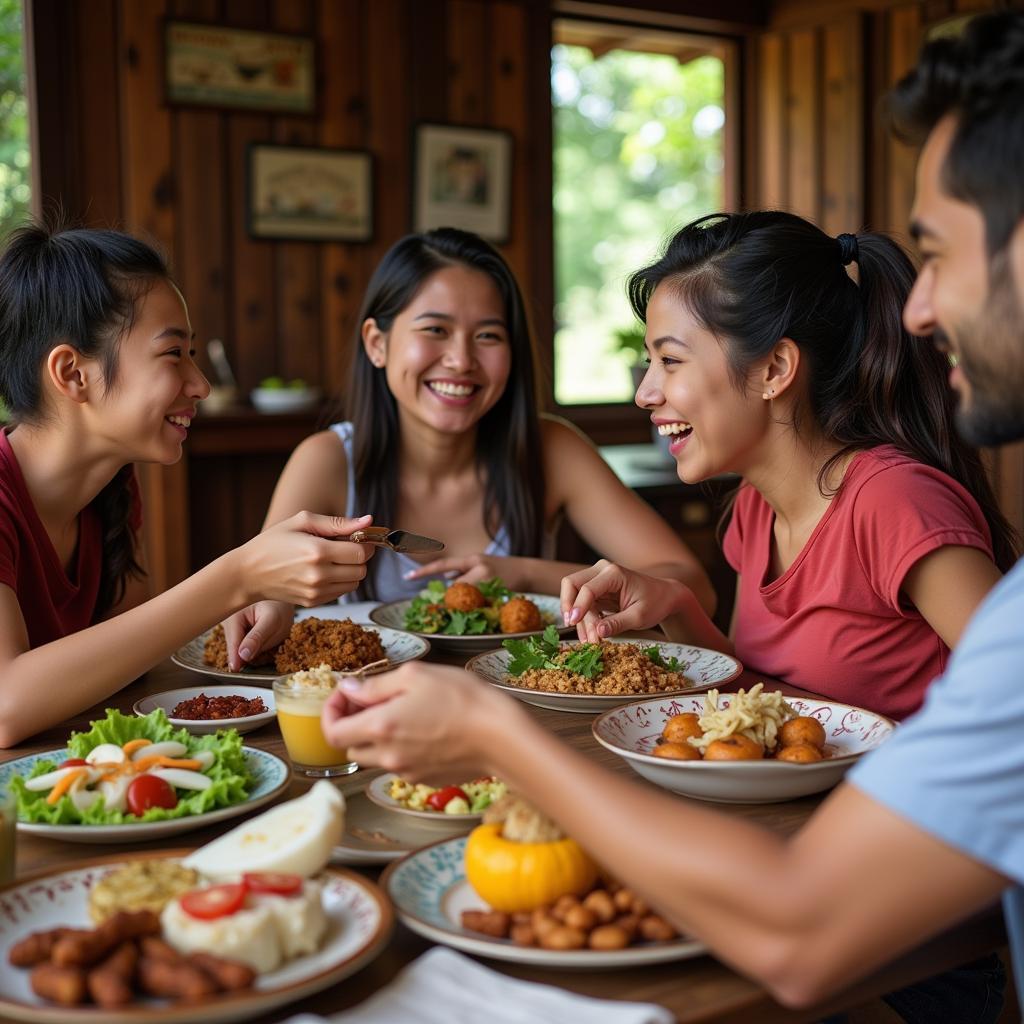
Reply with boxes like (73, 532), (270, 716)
(562, 211), (1018, 719)
(0, 226), (374, 746)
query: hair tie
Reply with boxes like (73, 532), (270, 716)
(836, 233), (859, 266)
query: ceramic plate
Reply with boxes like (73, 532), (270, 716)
(0, 850), (392, 1024)
(172, 625), (429, 683)
(466, 639), (742, 714)
(364, 773), (485, 828)
(0, 747), (289, 843)
(592, 694), (896, 804)
(134, 686), (277, 735)
(383, 835), (707, 969)
(369, 593), (574, 653)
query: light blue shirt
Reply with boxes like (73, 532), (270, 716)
(850, 558), (1024, 1002)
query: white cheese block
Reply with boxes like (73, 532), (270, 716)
(161, 897), (282, 973)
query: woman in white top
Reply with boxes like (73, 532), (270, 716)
(222, 228), (713, 669)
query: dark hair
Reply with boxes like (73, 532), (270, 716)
(888, 10), (1024, 257)
(628, 211), (1019, 571)
(347, 227), (544, 598)
(0, 224), (167, 616)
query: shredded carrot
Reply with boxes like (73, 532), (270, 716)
(122, 739), (152, 756)
(46, 768), (89, 804)
(129, 755), (203, 773)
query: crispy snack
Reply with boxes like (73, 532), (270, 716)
(89, 862), (200, 924)
(29, 963), (88, 1006)
(444, 583), (487, 612)
(8, 927), (75, 967)
(52, 910), (159, 968)
(274, 617), (386, 674)
(203, 624), (278, 671)
(499, 597), (543, 634)
(87, 941), (138, 1009)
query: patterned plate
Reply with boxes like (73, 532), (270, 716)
(383, 835), (707, 969)
(0, 850), (392, 1024)
(0, 747), (289, 843)
(134, 686), (277, 735)
(364, 773), (484, 828)
(172, 625), (430, 683)
(466, 639), (742, 713)
(593, 695), (896, 804)
(369, 593), (574, 653)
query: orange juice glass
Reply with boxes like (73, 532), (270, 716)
(273, 667), (357, 778)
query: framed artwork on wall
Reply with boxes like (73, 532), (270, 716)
(247, 144), (373, 242)
(164, 21), (316, 114)
(413, 124), (512, 243)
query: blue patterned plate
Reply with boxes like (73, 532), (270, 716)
(382, 834), (707, 968)
(172, 624), (430, 683)
(0, 747), (289, 843)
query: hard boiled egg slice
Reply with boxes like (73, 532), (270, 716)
(85, 744), (126, 766)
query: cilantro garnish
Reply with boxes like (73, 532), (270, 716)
(477, 577), (513, 603)
(503, 625), (604, 679)
(644, 646), (685, 672)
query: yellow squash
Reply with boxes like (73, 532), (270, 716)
(464, 822), (598, 912)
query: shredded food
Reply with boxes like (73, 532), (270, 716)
(688, 683), (795, 754)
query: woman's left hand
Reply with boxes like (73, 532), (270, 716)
(403, 553), (522, 588)
(320, 662), (514, 781)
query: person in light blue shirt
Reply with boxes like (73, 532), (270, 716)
(320, 11), (1024, 1020)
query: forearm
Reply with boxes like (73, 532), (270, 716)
(637, 559), (716, 617)
(659, 583), (733, 652)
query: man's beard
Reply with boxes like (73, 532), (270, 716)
(948, 260), (1024, 447)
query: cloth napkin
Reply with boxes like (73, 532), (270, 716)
(279, 947), (675, 1024)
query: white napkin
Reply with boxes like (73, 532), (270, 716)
(279, 947), (674, 1024)
(295, 601), (381, 625)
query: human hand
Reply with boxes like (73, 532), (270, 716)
(403, 553), (520, 588)
(236, 512), (375, 606)
(222, 600), (294, 672)
(320, 662), (515, 780)
(560, 560), (689, 643)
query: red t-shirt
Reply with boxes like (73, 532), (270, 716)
(722, 446), (994, 720)
(0, 430), (139, 648)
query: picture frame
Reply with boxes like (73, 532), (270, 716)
(164, 20), (316, 114)
(413, 124), (512, 243)
(247, 144), (373, 242)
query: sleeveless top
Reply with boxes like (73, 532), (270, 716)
(330, 422), (516, 603)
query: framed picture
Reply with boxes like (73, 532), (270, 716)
(413, 124), (512, 243)
(247, 144), (373, 242)
(165, 20), (315, 114)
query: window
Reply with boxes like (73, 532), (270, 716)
(552, 21), (731, 406)
(0, 0), (30, 240)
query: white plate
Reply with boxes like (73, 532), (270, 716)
(592, 695), (896, 804)
(364, 773), (485, 828)
(0, 747), (289, 843)
(369, 593), (574, 653)
(466, 639), (742, 714)
(134, 686), (277, 735)
(172, 624), (430, 683)
(250, 386), (320, 413)
(0, 851), (391, 1024)
(383, 835), (707, 969)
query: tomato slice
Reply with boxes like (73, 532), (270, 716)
(58, 758), (88, 768)
(425, 785), (469, 811)
(126, 774), (178, 816)
(180, 884), (247, 920)
(243, 872), (303, 896)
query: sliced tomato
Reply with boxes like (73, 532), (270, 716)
(243, 872), (303, 896)
(425, 785), (469, 811)
(58, 758), (88, 768)
(180, 883), (246, 920)
(126, 774), (178, 816)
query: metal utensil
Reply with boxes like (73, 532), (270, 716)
(349, 527), (445, 554)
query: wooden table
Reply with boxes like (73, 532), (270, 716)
(1, 656), (1006, 1024)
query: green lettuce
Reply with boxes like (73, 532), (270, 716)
(11, 708), (252, 826)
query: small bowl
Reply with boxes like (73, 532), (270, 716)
(364, 773), (484, 829)
(200, 386), (240, 413)
(592, 694), (895, 804)
(251, 386), (320, 414)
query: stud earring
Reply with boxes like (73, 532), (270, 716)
(762, 389), (774, 400)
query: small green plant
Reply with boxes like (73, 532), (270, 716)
(612, 324), (646, 367)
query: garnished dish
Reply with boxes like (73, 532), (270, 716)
(467, 635), (741, 714)
(0, 785), (393, 1022)
(133, 686), (277, 737)
(365, 773), (506, 827)
(383, 796), (706, 969)
(593, 692), (896, 804)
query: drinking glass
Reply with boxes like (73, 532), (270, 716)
(274, 669), (358, 778)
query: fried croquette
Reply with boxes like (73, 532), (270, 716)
(703, 735), (764, 761)
(776, 742), (824, 763)
(273, 617), (386, 674)
(202, 624), (278, 672)
(661, 713), (703, 744)
(653, 741), (701, 761)
(499, 596), (543, 634)
(779, 716), (827, 750)
(444, 582), (487, 612)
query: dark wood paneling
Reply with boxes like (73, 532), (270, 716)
(821, 13), (863, 233)
(447, 0), (489, 123)
(785, 28), (819, 222)
(755, 32), (786, 208)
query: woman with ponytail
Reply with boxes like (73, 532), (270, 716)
(0, 224), (376, 746)
(561, 211), (1017, 720)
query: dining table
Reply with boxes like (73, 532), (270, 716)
(0, 634), (1008, 1024)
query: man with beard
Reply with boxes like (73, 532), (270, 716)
(320, 10), (1024, 1020)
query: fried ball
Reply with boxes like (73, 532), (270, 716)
(661, 713), (703, 744)
(779, 716), (826, 750)
(653, 741), (701, 761)
(444, 582), (487, 612)
(704, 735), (763, 761)
(776, 742), (824, 763)
(499, 596), (543, 634)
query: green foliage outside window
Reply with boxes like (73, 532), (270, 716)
(0, 0), (30, 242)
(552, 44), (724, 404)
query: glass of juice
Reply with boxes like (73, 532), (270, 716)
(0, 786), (15, 887)
(273, 665), (358, 778)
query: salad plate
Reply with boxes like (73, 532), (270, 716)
(364, 773), (497, 828)
(383, 835), (707, 969)
(0, 850), (392, 1024)
(0, 746), (289, 844)
(134, 686), (277, 735)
